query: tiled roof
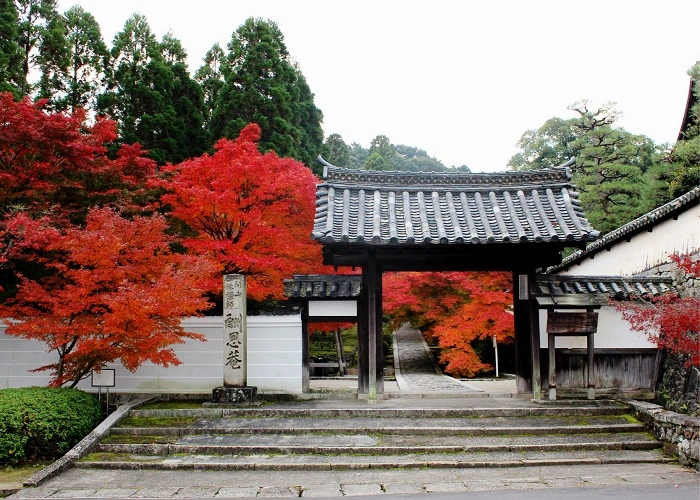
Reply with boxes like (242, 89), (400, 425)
(283, 274), (361, 299)
(312, 159), (599, 246)
(535, 275), (675, 308)
(549, 186), (700, 273)
(537, 275), (674, 298)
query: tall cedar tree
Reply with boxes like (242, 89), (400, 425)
(15, 0), (62, 97)
(616, 254), (700, 367)
(0, 0), (24, 96)
(98, 14), (205, 164)
(1, 208), (218, 387)
(48, 5), (109, 113)
(384, 272), (514, 377)
(156, 123), (327, 302)
(194, 43), (225, 140)
(209, 18), (324, 172)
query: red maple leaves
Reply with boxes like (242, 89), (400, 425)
(617, 254), (700, 367)
(384, 271), (514, 377)
(2, 208), (218, 387)
(156, 123), (330, 301)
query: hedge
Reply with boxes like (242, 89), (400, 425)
(0, 387), (102, 465)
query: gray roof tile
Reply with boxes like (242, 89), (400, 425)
(283, 274), (361, 299)
(312, 160), (599, 246)
(537, 275), (674, 298)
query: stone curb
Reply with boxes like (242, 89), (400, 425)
(22, 396), (155, 488)
(74, 454), (673, 472)
(625, 399), (700, 470)
(0, 483), (22, 497)
(129, 405), (629, 418)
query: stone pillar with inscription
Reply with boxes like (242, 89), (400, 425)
(211, 274), (257, 403)
(223, 274), (246, 386)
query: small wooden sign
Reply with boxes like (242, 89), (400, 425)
(546, 312), (598, 335)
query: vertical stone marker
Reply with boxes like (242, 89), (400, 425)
(212, 274), (256, 403)
(223, 274), (246, 386)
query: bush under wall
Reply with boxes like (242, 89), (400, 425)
(0, 387), (102, 465)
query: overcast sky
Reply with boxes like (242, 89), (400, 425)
(56, 0), (699, 172)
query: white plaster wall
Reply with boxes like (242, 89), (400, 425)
(538, 306), (655, 349)
(561, 204), (700, 276)
(247, 314), (303, 394)
(0, 314), (303, 394)
(308, 300), (357, 317)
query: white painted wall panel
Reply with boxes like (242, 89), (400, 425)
(0, 314), (303, 394)
(308, 300), (357, 317)
(538, 307), (655, 348)
(561, 205), (700, 276)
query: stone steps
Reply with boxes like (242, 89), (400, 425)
(77, 449), (672, 471)
(78, 401), (668, 472)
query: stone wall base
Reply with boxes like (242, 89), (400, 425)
(627, 400), (700, 470)
(210, 386), (257, 404)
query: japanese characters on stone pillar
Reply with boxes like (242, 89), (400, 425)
(223, 274), (246, 387)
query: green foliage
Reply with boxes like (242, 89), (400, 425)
(669, 62), (700, 197)
(0, 387), (101, 465)
(509, 100), (664, 233)
(210, 18), (324, 172)
(0, 0), (23, 97)
(98, 14), (206, 165)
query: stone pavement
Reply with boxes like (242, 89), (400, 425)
(8, 462), (698, 498)
(392, 324), (478, 394)
(6, 327), (700, 498)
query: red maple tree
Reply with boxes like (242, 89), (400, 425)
(156, 123), (329, 301)
(384, 271), (514, 377)
(0, 93), (155, 224)
(1, 208), (218, 387)
(617, 254), (700, 367)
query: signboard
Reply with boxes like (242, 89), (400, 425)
(91, 369), (115, 387)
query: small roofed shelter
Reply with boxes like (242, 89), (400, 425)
(534, 275), (675, 397)
(284, 274), (361, 392)
(311, 158), (600, 398)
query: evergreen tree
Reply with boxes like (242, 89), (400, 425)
(160, 32), (207, 161)
(36, 9), (69, 107)
(568, 101), (660, 232)
(0, 0), (23, 96)
(669, 62), (700, 196)
(211, 18), (323, 169)
(99, 15), (205, 164)
(194, 43), (225, 140)
(323, 133), (351, 167)
(50, 5), (108, 113)
(15, 0), (62, 97)
(509, 100), (663, 233)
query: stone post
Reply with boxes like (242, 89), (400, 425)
(223, 274), (246, 386)
(212, 274), (256, 403)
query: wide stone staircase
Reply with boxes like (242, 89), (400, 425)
(77, 400), (670, 471)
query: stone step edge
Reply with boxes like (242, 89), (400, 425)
(109, 423), (645, 437)
(95, 441), (661, 455)
(76, 455), (674, 471)
(128, 406), (629, 419)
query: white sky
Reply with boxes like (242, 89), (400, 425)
(57, 0), (700, 172)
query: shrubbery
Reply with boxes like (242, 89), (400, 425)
(0, 387), (102, 465)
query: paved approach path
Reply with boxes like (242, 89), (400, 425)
(393, 323), (477, 393)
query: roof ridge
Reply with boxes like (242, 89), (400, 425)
(548, 186), (700, 273)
